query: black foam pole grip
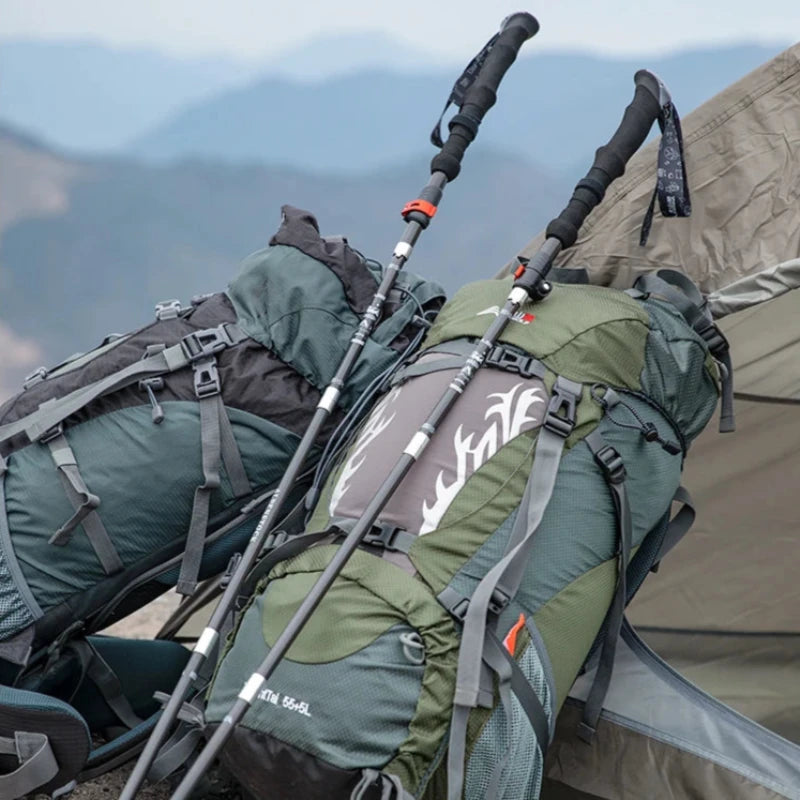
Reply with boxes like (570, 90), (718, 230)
(545, 70), (663, 249)
(431, 12), (539, 181)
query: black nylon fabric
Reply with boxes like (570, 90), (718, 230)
(0, 293), (337, 456)
(269, 205), (379, 315)
(216, 725), (370, 800)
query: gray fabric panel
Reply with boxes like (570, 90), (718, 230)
(639, 627), (800, 745)
(567, 621), (800, 798)
(206, 600), (424, 771)
(709, 259), (800, 319)
(328, 364), (546, 537)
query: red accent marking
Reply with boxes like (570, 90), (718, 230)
(402, 199), (438, 219)
(521, 313), (535, 323)
(503, 613), (526, 655)
(514, 264), (526, 279)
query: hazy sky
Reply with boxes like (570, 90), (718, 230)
(2, 0), (798, 59)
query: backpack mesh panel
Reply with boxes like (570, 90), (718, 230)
(464, 641), (553, 800)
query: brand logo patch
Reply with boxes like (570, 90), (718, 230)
(477, 305), (535, 324)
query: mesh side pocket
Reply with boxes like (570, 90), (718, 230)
(464, 640), (554, 800)
(0, 552), (33, 639)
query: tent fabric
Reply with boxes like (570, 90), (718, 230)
(499, 42), (800, 299)
(709, 258), (800, 318)
(541, 623), (800, 800)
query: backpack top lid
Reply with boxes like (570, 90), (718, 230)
(227, 206), (446, 410)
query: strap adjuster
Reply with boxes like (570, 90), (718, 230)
(192, 358), (221, 398)
(694, 319), (729, 357)
(181, 325), (235, 363)
(361, 523), (410, 553)
(485, 346), (544, 379)
(39, 421), (64, 445)
(593, 444), (626, 485)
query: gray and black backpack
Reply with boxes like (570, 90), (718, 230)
(0, 206), (444, 797)
(204, 269), (732, 800)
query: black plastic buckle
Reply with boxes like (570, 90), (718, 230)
(593, 444), (626, 485)
(192, 357), (221, 398)
(446, 588), (510, 622)
(182, 326), (233, 363)
(485, 346), (542, 379)
(362, 523), (406, 553)
(695, 319), (730, 357)
(220, 552), (243, 588)
(544, 385), (578, 438)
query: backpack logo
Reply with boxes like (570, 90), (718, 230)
(477, 305), (535, 324)
(420, 382), (545, 534)
(329, 387), (400, 515)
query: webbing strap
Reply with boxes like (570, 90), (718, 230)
(485, 630), (550, 754)
(176, 388), (222, 597)
(0, 323), (247, 447)
(578, 431), (632, 742)
(445, 377), (579, 800)
(635, 270), (735, 432)
(147, 694), (206, 782)
(651, 485), (695, 567)
(0, 731), (59, 798)
(218, 402), (251, 498)
(68, 639), (143, 730)
(46, 433), (123, 575)
(483, 629), (550, 799)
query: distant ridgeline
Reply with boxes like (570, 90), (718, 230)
(0, 38), (789, 388)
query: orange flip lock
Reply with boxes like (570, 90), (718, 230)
(401, 199), (438, 219)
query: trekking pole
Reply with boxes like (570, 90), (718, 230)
(170, 62), (666, 800)
(163, 14), (540, 800)
(122, 12), (539, 799)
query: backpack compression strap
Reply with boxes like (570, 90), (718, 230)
(0, 324), (249, 447)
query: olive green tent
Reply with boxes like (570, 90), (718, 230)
(501, 41), (800, 800)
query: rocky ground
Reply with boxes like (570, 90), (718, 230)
(39, 593), (245, 800)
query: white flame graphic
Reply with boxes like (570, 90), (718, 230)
(329, 387), (400, 516)
(419, 382), (544, 534)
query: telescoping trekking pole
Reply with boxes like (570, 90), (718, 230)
(121, 12), (539, 800)
(168, 66), (670, 800)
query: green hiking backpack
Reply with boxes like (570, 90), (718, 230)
(0, 206), (444, 797)
(205, 269), (730, 800)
